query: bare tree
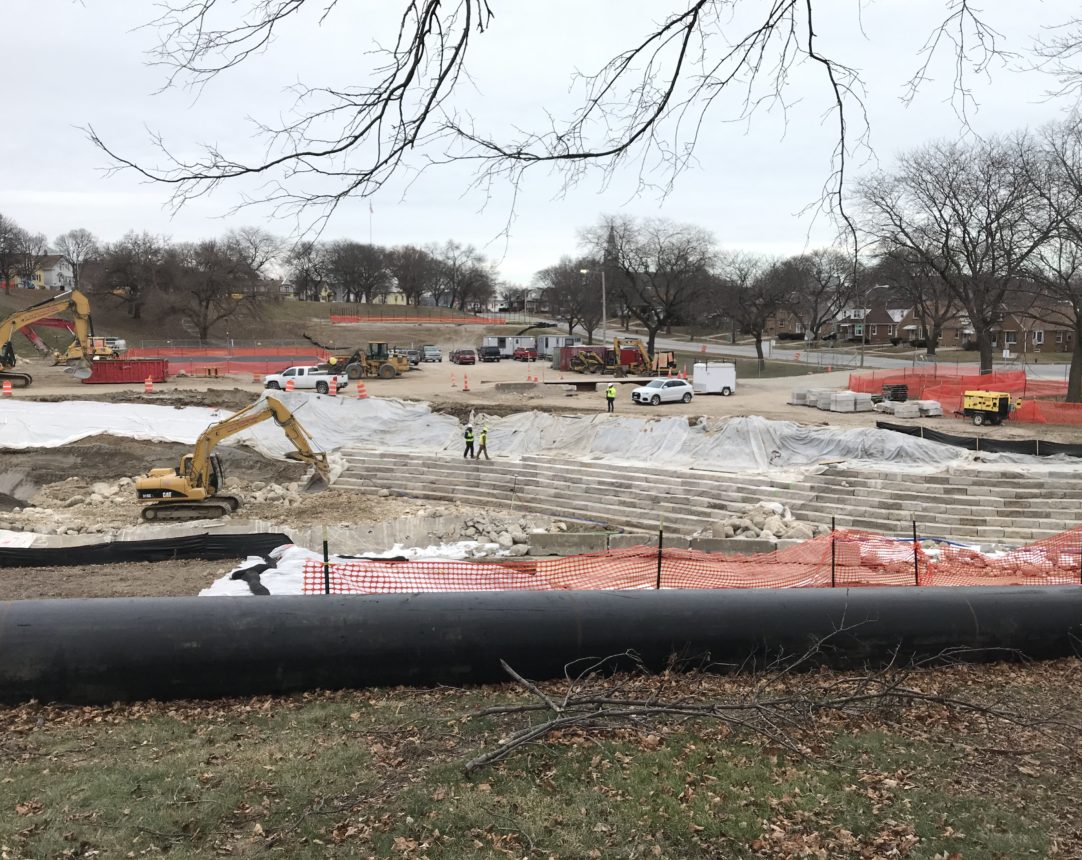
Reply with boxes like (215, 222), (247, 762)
(716, 253), (782, 368)
(286, 241), (329, 302)
(858, 135), (1057, 373)
(872, 247), (960, 357)
(89, 3), (1025, 233)
(168, 239), (260, 341)
(585, 217), (714, 356)
(536, 257), (604, 342)
(325, 241), (389, 303)
(83, 231), (171, 319)
(224, 226), (281, 275)
(0, 214), (21, 294)
(55, 228), (99, 291)
(433, 241), (493, 311)
(14, 230), (49, 291)
(780, 249), (856, 342)
(1022, 117), (1082, 400)
(386, 245), (441, 306)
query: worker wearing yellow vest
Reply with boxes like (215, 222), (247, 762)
(463, 423), (475, 459)
(605, 382), (617, 413)
(476, 425), (490, 460)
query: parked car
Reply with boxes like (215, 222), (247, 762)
(421, 345), (442, 362)
(405, 349), (421, 366)
(479, 346), (502, 362)
(512, 346), (538, 361)
(450, 348), (476, 365)
(265, 365), (348, 395)
(631, 378), (694, 405)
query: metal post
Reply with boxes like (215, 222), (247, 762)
(601, 269), (608, 347)
(655, 520), (664, 590)
(912, 521), (919, 587)
(830, 516), (836, 588)
(322, 524), (331, 595)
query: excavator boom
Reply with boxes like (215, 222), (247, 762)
(0, 290), (98, 387)
(135, 394), (331, 521)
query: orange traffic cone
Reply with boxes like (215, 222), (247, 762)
(356, 381), (368, 399)
(328, 377), (337, 396)
(144, 376), (154, 394)
(2, 380), (11, 397)
(463, 373), (470, 392)
(451, 373), (457, 388)
(681, 364), (688, 380)
(251, 372), (262, 384)
(285, 378), (295, 392)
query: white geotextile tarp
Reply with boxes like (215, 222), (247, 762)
(201, 541), (513, 596)
(0, 392), (1066, 471)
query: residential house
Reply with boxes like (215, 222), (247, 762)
(4, 255), (73, 290)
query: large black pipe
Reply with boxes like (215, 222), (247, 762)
(2, 587), (1081, 705)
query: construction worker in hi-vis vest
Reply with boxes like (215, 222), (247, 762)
(476, 425), (490, 460)
(605, 383), (617, 413)
(463, 424), (475, 458)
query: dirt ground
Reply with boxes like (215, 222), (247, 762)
(15, 347), (1082, 440)
(0, 559), (228, 599)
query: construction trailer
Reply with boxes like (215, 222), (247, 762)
(480, 335), (538, 358)
(692, 361), (737, 396)
(536, 334), (581, 358)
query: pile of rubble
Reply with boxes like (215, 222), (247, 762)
(418, 512), (581, 558)
(690, 501), (824, 543)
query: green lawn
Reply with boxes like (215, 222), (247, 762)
(1, 662), (1076, 858)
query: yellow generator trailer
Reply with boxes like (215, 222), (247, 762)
(962, 390), (1011, 426)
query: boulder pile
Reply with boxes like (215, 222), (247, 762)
(690, 501), (824, 543)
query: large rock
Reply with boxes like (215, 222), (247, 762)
(497, 531), (515, 550)
(763, 515), (787, 536)
(783, 522), (815, 541)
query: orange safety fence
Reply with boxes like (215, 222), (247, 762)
(330, 314), (506, 325)
(848, 368), (1082, 425)
(301, 526), (1082, 594)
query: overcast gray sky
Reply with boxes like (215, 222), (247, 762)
(2, 1), (1078, 285)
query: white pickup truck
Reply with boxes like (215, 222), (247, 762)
(264, 365), (348, 394)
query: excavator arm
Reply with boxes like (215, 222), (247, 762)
(188, 395), (330, 491)
(0, 290), (96, 384)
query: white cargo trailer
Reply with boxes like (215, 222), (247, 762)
(480, 335), (537, 358)
(691, 361), (737, 396)
(536, 334), (581, 357)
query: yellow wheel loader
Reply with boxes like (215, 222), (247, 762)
(134, 395), (331, 521)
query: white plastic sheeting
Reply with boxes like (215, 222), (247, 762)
(0, 392), (1059, 470)
(201, 541), (512, 596)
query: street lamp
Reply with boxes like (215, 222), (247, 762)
(579, 268), (607, 345)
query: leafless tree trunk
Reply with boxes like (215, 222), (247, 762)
(15, 231), (48, 290)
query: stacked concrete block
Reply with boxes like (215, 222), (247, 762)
(874, 401), (896, 414)
(790, 389), (808, 406)
(830, 391), (856, 412)
(854, 393), (875, 412)
(915, 400), (943, 417)
(893, 401), (921, 419)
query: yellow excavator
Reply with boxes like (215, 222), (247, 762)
(134, 395), (331, 521)
(0, 289), (103, 387)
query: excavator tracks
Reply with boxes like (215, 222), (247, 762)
(0, 371), (32, 388)
(140, 496), (241, 522)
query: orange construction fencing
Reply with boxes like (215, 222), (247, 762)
(848, 368), (1082, 425)
(301, 525), (1082, 595)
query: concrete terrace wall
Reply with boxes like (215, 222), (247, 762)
(335, 450), (1082, 544)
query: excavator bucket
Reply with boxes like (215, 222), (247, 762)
(65, 362), (93, 380)
(302, 471), (329, 493)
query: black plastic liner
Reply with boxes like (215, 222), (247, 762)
(876, 421), (1082, 457)
(0, 532), (293, 568)
(2, 587), (1080, 704)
